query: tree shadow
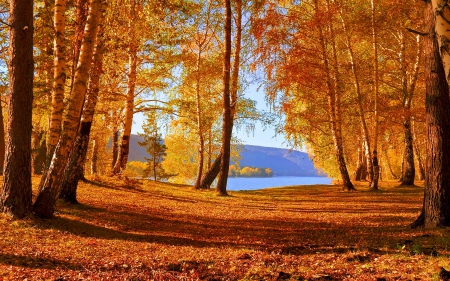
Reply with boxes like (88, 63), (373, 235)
(29, 202), (423, 258)
(82, 178), (146, 193)
(32, 214), (266, 249)
(396, 184), (422, 188)
(0, 253), (83, 271)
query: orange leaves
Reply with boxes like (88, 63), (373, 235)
(0, 177), (448, 280)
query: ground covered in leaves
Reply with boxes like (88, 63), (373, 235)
(1, 176), (449, 280)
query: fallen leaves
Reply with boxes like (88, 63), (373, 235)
(0, 177), (448, 280)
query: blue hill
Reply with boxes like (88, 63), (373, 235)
(127, 135), (321, 177)
(236, 145), (320, 177)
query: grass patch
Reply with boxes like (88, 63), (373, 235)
(0, 177), (448, 280)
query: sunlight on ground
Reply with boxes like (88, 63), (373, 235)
(0, 176), (448, 280)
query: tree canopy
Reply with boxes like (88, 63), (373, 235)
(1, 0), (449, 230)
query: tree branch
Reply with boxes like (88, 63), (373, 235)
(0, 19), (11, 27)
(406, 27), (428, 36)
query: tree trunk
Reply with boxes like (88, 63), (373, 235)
(315, 0), (354, 191)
(354, 142), (367, 181)
(215, 0), (232, 196)
(433, 0), (450, 78)
(91, 138), (99, 174)
(198, 0), (242, 192)
(194, 48), (205, 189)
(401, 117), (415, 185)
(59, 0), (105, 203)
(370, 0), (379, 190)
(112, 126), (119, 169)
(415, 142), (425, 181)
(411, 0), (450, 228)
(328, 0), (355, 190)
(378, 160), (383, 181)
(399, 151), (405, 182)
(113, 45), (138, 174)
(0, 0), (34, 219)
(42, 0), (54, 152)
(69, 0), (89, 94)
(339, 9), (373, 185)
(230, 0), (242, 121)
(46, 0), (67, 169)
(192, 3), (216, 189)
(32, 130), (47, 175)
(412, 121), (425, 181)
(354, 145), (363, 181)
(207, 127), (212, 170)
(200, 152), (222, 189)
(383, 148), (398, 180)
(153, 146), (157, 181)
(33, 0), (101, 218)
(0, 98), (5, 175)
(400, 32), (421, 186)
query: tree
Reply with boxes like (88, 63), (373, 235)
(316, 0), (355, 191)
(252, 0), (356, 190)
(0, 90), (5, 175)
(215, 0), (232, 196)
(139, 110), (167, 181)
(112, 42), (138, 174)
(201, 0), (243, 192)
(46, 0), (68, 169)
(0, 0), (34, 218)
(187, 0), (217, 190)
(69, 0), (89, 94)
(338, 3), (374, 184)
(411, 0), (450, 228)
(164, 0), (223, 189)
(33, 0), (102, 218)
(112, 0), (147, 175)
(59, 0), (107, 203)
(399, 33), (422, 186)
(370, 0), (380, 190)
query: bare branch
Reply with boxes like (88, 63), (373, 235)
(406, 27), (428, 36)
(0, 19), (11, 27)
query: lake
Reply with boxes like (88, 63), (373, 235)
(226, 176), (332, 191)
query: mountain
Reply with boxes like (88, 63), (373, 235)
(126, 134), (322, 177)
(236, 145), (321, 177)
(124, 135), (149, 162)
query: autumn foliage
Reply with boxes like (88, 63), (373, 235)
(1, 177), (450, 280)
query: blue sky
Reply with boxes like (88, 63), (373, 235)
(131, 87), (292, 149)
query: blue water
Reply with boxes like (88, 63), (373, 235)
(226, 176), (332, 191)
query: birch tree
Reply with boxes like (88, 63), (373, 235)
(46, 0), (67, 168)
(59, 0), (107, 203)
(33, 0), (102, 218)
(399, 33), (422, 186)
(112, 0), (141, 175)
(200, 0), (243, 190)
(370, 0), (380, 190)
(338, 3), (374, 184)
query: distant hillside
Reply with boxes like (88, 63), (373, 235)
(236, 145), (321, 177)
(110, 134), (148, 163)
(126, 135), (322, 177)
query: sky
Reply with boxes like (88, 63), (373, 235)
(131, 86), (293, 150)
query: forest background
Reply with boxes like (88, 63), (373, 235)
(4, 0), (450, 279)
(0, 0), (446, 226)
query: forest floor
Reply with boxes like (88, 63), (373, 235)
(1, 176), (449, 280)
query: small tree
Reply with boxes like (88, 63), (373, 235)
(138, 111), (167, 181)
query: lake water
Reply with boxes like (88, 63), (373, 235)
(226, 176), (332, 191)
